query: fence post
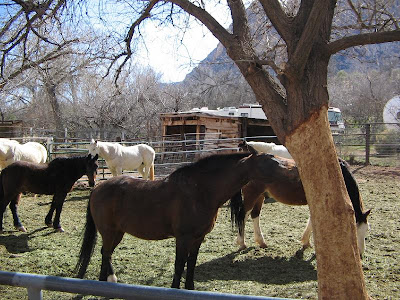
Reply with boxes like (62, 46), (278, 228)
(27, 287), (43, 300)
(365, 123), (370, 165)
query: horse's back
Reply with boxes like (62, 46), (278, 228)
(136, 144), (155, 163)
(247, 141), (292, 159)
(119, 144), (155, 168)
(23, 142), (47, 163)
(1, 161), (52, 194)
(11, 142), (47, 164)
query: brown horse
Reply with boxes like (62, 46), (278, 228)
(74, 150), (299, 290)
(237, 141), (371, 255)
(0, 154), (98, 233)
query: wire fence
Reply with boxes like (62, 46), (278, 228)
(334, 123), (400, 166)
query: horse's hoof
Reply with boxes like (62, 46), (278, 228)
(302, 242), (312, 249)
(238, 244), (247, 251)
(107, 274), (117, 283)
(55, 227), (65, 233)
(17, 226), (26, 232)
(259, 242), (268, 248)
(46, 223), (52, 228)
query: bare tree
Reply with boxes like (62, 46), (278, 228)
(0, 0), (72, 88)
(329, 66), (400, 123)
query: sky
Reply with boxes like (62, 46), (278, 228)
(138, 21), (221, 83)
(132, 3), (233, 83)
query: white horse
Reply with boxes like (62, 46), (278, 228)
(0, 140), (47, 169)
(240, 141), (293, 159)
(88, 139), (155, 180)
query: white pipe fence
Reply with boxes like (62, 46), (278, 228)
(0, 271), (290, 300)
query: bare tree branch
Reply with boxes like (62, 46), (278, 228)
(258, 0), (293, 43)
(286, 0), (336, 79)
(329, 30), (400, 54)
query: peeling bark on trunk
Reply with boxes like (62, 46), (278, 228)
(286, 107), (368, 299)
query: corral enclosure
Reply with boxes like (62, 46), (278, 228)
(0, 126), (399, 298)
(0, 165), (398, 299)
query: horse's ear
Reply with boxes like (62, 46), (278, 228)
(360, 209), (371, 223)
(93, 154), (99, 161)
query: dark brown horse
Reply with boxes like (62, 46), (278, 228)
(0, 154), (98, 233)
(237, 141), (371, 255)
(74, 150), (299, 290)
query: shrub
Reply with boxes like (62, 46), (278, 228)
(374, 129), (400, 155)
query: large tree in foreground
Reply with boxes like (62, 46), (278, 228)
(118, 0), (398, 298)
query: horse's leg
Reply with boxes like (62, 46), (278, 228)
(51, 192), (68, 232)
(301, 216), (313, 249)
(251, 195), (267, 248)
(138, 164), (147, 179)
(185, 237), (204, 290)
(45, 197), (57, 227)
(0, 193), (12, 232)
(9, 194), (26, 232)
(115, 167), (123, 176)
(109, 167), (117, 177)
(236, 211), (250, 250)
(99, 231), (124, 282)
(171, 237), (190, 289)
(237, 182), (267, 250)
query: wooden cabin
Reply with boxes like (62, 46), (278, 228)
(0, 120), (23, 138)
(160, 107), (277, 154)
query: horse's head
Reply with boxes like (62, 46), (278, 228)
(357, 209), (371, 257)
(238, 141), (249, 152)
(88, 139), (99, 156)
(85, 154), (99, 187)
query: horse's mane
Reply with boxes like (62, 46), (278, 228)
(169, 152), (250, 180)
(338, 158), (365, 213)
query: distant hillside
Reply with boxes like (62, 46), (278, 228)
(184, 39), (400, 83)
(183, 1), (400, 84)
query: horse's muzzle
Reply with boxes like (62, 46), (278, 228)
(89, 175), (96, 187)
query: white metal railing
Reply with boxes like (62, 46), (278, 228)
(0, 271), (291, 300)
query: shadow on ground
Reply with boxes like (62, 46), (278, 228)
(195, 248), (317, 285)
(0, 227), (50, 254)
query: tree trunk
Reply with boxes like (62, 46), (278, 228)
(45, 81), (64, 136)
(285, 106), (368, 299)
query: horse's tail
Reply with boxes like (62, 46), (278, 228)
(229, 189), (246, 235)
(149, 163), (155, 180)
(74, 196), (97, 279)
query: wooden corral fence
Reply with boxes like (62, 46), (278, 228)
(0, 271), (288, 300)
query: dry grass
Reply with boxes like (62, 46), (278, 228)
(0, 165), (399, 299)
